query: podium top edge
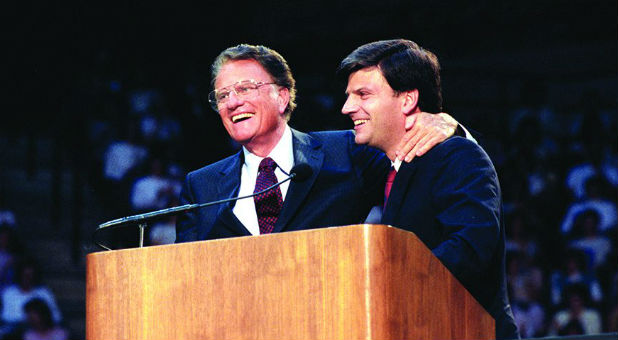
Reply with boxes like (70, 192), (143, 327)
(86, 224), (406, 258)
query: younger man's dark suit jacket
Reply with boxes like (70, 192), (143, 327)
(382, 136), (519, 340)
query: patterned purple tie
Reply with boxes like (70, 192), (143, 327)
(254, 157), (283, 234)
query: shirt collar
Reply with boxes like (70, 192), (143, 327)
(391, 157), (402, 172)
(242, 125), (294, 174)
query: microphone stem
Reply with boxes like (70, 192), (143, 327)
(93, 173), (296, 251)
(138, 222), (147, 248)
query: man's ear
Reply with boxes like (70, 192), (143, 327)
(277, 87), (290, 115)
(401, 89), (419, 115)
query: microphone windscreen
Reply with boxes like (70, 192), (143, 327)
(290, 163), (312, 182)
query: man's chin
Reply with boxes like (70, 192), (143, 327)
(354, 135), (369, 146)
(227, 129), (255, 147)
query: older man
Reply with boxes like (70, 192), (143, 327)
(339, 39), (519, 339)
(176, 44), (458, 240)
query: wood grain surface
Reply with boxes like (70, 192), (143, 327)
(86, 224), (493, 339)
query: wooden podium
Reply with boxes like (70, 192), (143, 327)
(86, 224), (494, 339)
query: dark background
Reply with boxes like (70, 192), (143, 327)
(1, 1), (616, 338)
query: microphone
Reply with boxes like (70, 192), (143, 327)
(290, 163), (312, 182)
(94, 163), (313, 250)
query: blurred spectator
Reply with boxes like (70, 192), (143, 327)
(0, 226), (23, 289)
(567, 91), (618, 194)
(550, 248), (602, 306)
(568, 209), (612, 268)
(0, 211), (16, 229)
(505, 210), (540, 259)
(548, 284), (602, 335)
(145, 187), (181, 247)
(100, 124), (149, 217)
(102, 128), (149, 183)
(509, 80), (560, 139)
(507, 251), (546, 337)
(22, 298), (68, 340)
(507, 251), (544, 303)
(149, 215), (177, 246)
(512, 300), (545, 338)
(565, 153), (618, 201)
(0, 196), (16, 228)
(1, 259), (61, 326)
(128, 88), (183, 150)
(140, 112), (181, 147)
(129, 158), (180, 213)
(561, 176), (617, 235)
(128, 88), (160, 117)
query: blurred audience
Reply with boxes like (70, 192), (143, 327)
(1, 259), (62, 325)
(0, 259), (62, 339)
(561, 177), (618, 235)
(0, 226), (24, 290)
(22, 298), (69, 340)
(129, 158), (181, 213)
(548, 284), (602, 335)
(507, 251), (546, 337)
(550, 248), (603, 307)
(149, 214), (177, 246)
(568, 209), (612, 268)
(102, 127), (149, 185)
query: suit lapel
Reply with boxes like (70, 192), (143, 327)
(382, 161), (418, 224)
(273, 129), (323, 233)
(216, 152), (252, 236)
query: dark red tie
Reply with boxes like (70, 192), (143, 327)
(254, 157), (283, 234)
(384, 167), (397, 208)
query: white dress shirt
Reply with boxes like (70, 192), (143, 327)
(233, 126), (294, 235)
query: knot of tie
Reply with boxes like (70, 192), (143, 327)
(259, 157), (277, 172)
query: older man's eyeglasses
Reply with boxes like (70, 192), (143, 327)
(208, 79), (275, 111)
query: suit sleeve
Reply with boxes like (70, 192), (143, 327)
(430, 140), (502, 282)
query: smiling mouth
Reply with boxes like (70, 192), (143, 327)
(354, 119), (369, 126)
(231, 113), (254, 123)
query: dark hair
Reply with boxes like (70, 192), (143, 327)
(338, 39), (442, 113)
(574, 208), (600, 229)
(16, 257), (42, 287)
(24, 298), (54, 329)
(563, 248), (587, 272)
(562, 283), (590, 306)
(211, 44), (297, 120)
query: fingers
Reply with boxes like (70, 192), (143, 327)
(414, 121), (457, 158)
(412, 132), (444, 158)
(399, 128), (429, 162)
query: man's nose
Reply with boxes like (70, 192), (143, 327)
(225, 91), (244, 109)
(341, 97), (357, 115)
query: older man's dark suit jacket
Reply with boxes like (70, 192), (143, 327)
(382, 136), (519, 340)
(176, 128), (389, 241)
